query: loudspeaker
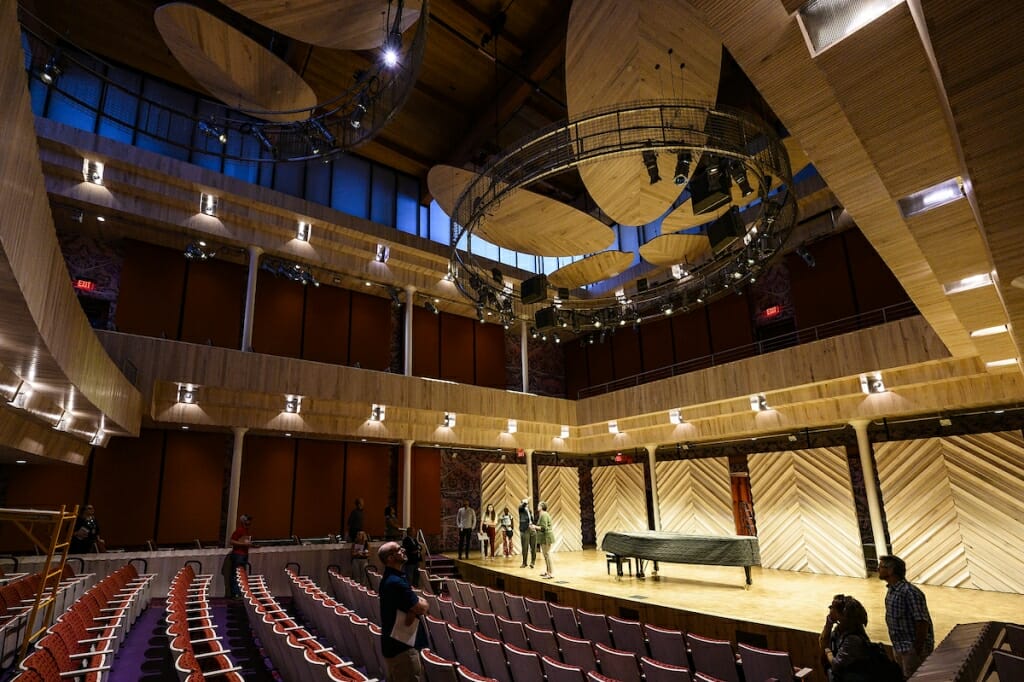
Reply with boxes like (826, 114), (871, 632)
(521, 274), (549, 304)
(689, 168), (732, 215)
(534, 306), (558, 330)
(707, 207), (744, 253)
(636, 278), (648, 293)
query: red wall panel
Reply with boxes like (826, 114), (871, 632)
(844, 229), (910, 311)
(180, 259), (245, 349)
(89, 430), (162, 548)
(563, 339), (588, 399)
(344, 443), (394, 538)
(787, 235), (857, 328)
(252, 271), (304, 358)
(611, 329), (643, 380)
(586, 340), (614, 387)
(411, 306), (441, 378)
(349, 291), (393, 371)
(0, 461), (86, 552)
(238, 436), (295, 539)
(440, 314), (475, 385)
(116, 240), (186, 339)
(292, 440), (346, 537)
(474, 323), (507, 389)
(158, 431), (228, 545)
(302, 284), (352, 365)
(639, 318), (675, 373)
(672, 308), (712, 363)
(707, 292), (754, 353)
(409, 447), (442, 534)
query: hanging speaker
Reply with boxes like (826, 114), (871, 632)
(521, 274), (549, 304)
(707, 207), (745, 253)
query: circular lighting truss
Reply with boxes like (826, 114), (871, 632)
(18, 1), (429, 163)
(450, 101), (796, 332)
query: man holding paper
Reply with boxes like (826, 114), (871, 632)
(378, 541), (429, 681)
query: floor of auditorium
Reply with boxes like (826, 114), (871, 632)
(446, 549), (1023, 645)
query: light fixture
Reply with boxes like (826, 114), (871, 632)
(90, 430), (108, 447)
(750, 394), (769, 412)
(350, 102), (367, 129)
(306, 119), (335, 153)
(668, 408), (683, 425)
(96, 216), (105, 222)
(608, 420), (619, 435)
(375, 243), (390, 263)
(198, 119), (228, 144)
(796, 245), (815, 268)
(424, 300), (439, 315)
(182, 425), (189, 430)
(897, 177), (964, 217)
(730, 160), (753, 197)
(642, 149), (660, 184)
(7, 381), (30, 408)
(53, 409), (71, 431)
(970, 324), (1008, 338)
(82, 159), (103, 185)
(296, 221), (311, 242)
(199, 193), (218, 216)
(859, 373), (886, 394)
(39, 54), (62, 85)
(560, 425), (569, 439)
(787, 434), (798, 442)
(507, 419), (517, 434)
(477, 306), (486, 324)
(986, 358), (1018, 368)
(285, 395), (301, 414)
(370, 404), (386, 422)
(443, 412), (456, 428)
(671, 264), (689, 280)
(673, 150), (692, 185)
(177, 384), (198, 405)
(183, 240), (216, 261)
(242, 124), (277, 158)
(798, 0), (903, 55)
(661, 302), (673, 316)
(15, 459), (26, 465)
(943, 273), (993, 295)
(938, 417), (953, 427)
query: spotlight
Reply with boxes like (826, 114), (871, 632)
(296, 221), (311, 242)
(199, 193), (218, 216)
(560, 425), (569, 439)
(382, 30), (402, 67)
(198, 119), (227, 144)
(82, 160), (104, 185)
(730, 160), (754, 197)
(389, 288), (402, 307)
(307, 119), (335, 153)
(184, 240), (216, 261)
(642, 149), (661, 184)
(553, 335), (561, 344)
(375, 243), (390, 263)
(350, 102), (367, 129)
(670, 264), (688, 280)
(661, 302), (673, 316)
(673, 150), (692, 185)
(859, 373), (886, 394)
(477, 306), (486, 323)
(442, 412), (456, 428)
(177, 384), (198, 405)
(424, 300), (439, 315)
(608, 420), (619, 434)
(796, 245), (816, 268)
(750, 394), (769, 412)
(285, 395), (301, 414)
(39, 54), (62, 85)
(370, 404), (386, 421)
(247, 125), (277, 158)
(530, 327), (539, 339)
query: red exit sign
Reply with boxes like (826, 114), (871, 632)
(73, 278), (97, 292)
(761, 305), (782, 319)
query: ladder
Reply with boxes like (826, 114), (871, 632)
(0, 505), (78, 662)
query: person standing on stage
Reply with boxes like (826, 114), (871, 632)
(347, 497), (365, 542)
(536, 501), (555, 578)
(498, 506), (515, 558)
(378, 541), (428, 681)
(518, 498), (536, 569)
(480, 503), (497, 558)
(879, 555), (934, 678)
(456, 501), (476, 559)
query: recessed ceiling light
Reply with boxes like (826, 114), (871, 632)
(96, 216), (105, 222)
(15, 459), (27, 464)
(284, 432), (292, 437)
(986, 358), (1018, 368)
(943, 273), (993, 295)
(970, 324), (1009, 338)
(181, 425), (189, 430)
(897, 177), (965, 217)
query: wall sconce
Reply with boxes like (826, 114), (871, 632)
(442, 412), (456, 428)
(608, 420), (619, 434)
(52, 409), (71, 431)
(669, 408), (683, 425)
(200, 193), (218, 216)
(370, 404), (386, 422)
(285, 395), (302, 414)
(177, 384), (198, 405)
(82, 159), (103, 185)
(296, 221), (311, 242)
(90, 429), (109, 447)
(375, 243), (390, 263)
(560, 425), (570, 439)
(507, 419), (517, 434)
(750, 394), (769, 411)
(859, 373), (886, 394)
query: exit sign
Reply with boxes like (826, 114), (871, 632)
(73, 278), (97, 292)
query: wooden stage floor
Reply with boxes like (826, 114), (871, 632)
(445, 548), (1023, 646)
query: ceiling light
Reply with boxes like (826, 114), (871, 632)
(443, 412), (456, 428)
(307, 119), (335, 153)
(970, 324), (1008, 338)
(898, 177), (965, 217)
(39, 54), (63, 85)
(859, 373), (886, 394)
(672, 150), (691, 185)
(182, 425), (189, 430)
(560, 425), (569, 439)
(943, 273), (993, 295)
(750, 394), (769, 412)
(15, 459), (26, 465)
(177, 384), (198, 404)
(798, 0), (903, 55)
(53, 409), (71, 431)
(986, 358), (1018, 368)
(82, 159), (103, 185)
(296, 221), (311, 242)
(507, 419), (517, 434)
(285, 395), (301, 414)
(938, 417), (953, 427)
(370, 404), (386, 422)
(199, 193), (218, 216)
(90, 430), (108, 447)
(96, 216), (105, 222)
(608, 420), (619, 435)
(668, 408), (683, 425)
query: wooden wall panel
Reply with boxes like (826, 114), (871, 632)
(655, 458), (734, 535)
(563, 339), (588, 400)
(474, 323), (507, 389)
(480, 462), (528, 555)
(302, 284), (351, 365)
(348, 291), (392, 371)
(239, 436), (295, 540)
(787, 236), (857, 327)
(639, 318), (674, 372)
(586, 341), (614, 387)
(411, 306), (440, 378)
(672, 308), (712, 363)
(611, 329), (643, 380)
(0, 461), (86, 553)
(345, 442), (394, 538)
(439, 314), (475, 384)
(116, 240), (186, 339)
(538, 465), (583, 552)
(748, 448), (866, 577)
(292, 439), (345, 537)
(180, 259), (244, 349)
(707, 292), (754, 353)
(592, 463), (647, 548)
(89, 429), (162, 548)
(844, 229), (910, 311)
(875, 432), (1024, 593)
(158, 431), (229, 545)
(251, 271), (304, 358)
(411, 447), (442, 534)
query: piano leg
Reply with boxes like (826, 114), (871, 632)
(744, 565), (752, 585)
(636, 558), (646, 579)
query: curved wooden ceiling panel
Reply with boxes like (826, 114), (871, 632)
(566, 0), (722, 227)
(220, 0), (422, 50)
(427, 165), (616, 257)
(547, 251), (636, 289)
(638, 233), (711, 267)
(155, 3), (318, 123)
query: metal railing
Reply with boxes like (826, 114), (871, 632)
(577, 300), (919, 398)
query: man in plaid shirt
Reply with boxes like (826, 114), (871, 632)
(879, 555), (934, 678)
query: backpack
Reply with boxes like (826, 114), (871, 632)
(835, 635), (903, 682)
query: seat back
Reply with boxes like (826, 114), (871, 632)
(737, 642), (796, 682)
(439, 595), (459, 623)
(426, 615), (457, 661)
(418, 569), (435, 595)
(686, 633), (739, 682)
(506, 594), (529, 623)
(577, 609), (612, 647)
(994, 650), (1024, 680)
(550, 603), (580, 637)
(449, 622), (484, 675)
(608, 615), (646, 656)
(422, 648), (460, 682)
(425, 591), (442, 619)
(642, 655), (693, 682)
(595, 642), (642, 682)
(477, 611), (502, 640)
(525, 596), (551, 629)
(455, 580), (474, 606)
(1005, 624), (1024, 656)
(524, 623), (561, 662)
(486, 588), (510, 620)
(454, 602), (478, 629)
(470, 584), (491, 613)
(558, 631), (598, 672)
(503, 642), (544, 682)
(457, 665), (496, 681)
(498, 615), (529, 649)
(475, 631), (512, 682)
(644, 624), (688, 667)
(541, 654), (587, 682)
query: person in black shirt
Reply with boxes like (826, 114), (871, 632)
(347, 498), (364, 542)
(378, 541), (428, 681)
(402, 525), (424, 587)
(70, 504), (104, 554)
(518, 498), (536, 568)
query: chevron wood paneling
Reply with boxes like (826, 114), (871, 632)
(655, 458), (734, 535)
(875, 432), (1024, 593)
(480, 462), (528, 556)
(592, 463), (648, 548)
(748, 448), (866, 578)
(538, 465), (583, 553)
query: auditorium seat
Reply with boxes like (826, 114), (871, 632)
(608, 615), (647, 656)
(686, 633), (740, 682)
(454, 602), (478, 629)
(457, 665), (498, 682)
(525, 596), (551, 629)
(503, 642), (544, 682)
(595, 641), (642, 682)
(439, 595), (459, 623)
(450, 622), (485, 674)
(1004, 623), (1024, 655)
(644, 623), (688, 667)
(558, 631), (598, 672)
(550, 603), (581, 637)
(993, 650), (1024, 680)
(422, 648), (459, 682)
(524, 622), (561, 662)
(497, 616), (529, 650)
(474, 631), (512, 682)
(455, 580), (474, 607)
(542, 654), (587, 682)
(486, 588), (510, 620)
(505, 594), (529, 623)
(426, 616), (457, 663)
(423, 591), (442, 619)
(585, 671), (619, 682)
(471, 584), (491, 613)
(476, 609), (501, 640)
(641, 655), (694, 682)
(577, 609), (613, 647)
(737, 642), (811, 681)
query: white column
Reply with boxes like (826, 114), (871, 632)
(524, 448), (535, 503)
(520, 323), (529, 392)
(225, 427), (248, 546)
(404, 286), (415, 377)
(241, 245), (263, 351)
(646, 444), (661, 530)
(851, 419), (888, 558)
(402, 440), (414, 527)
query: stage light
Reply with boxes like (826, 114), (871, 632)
(375, 243), (390, 263)
(82, 159), (104, 185)
(642, 150), (660, 184)
(285, 395), (302, 414)
(424, 300), (439, 315)
(669, 408), (683, 425)
(200, 193), (218, 216)
(560, 425), (569, 439)
(730, 160), (754, 197)
(198, 119), (227, 144)
(39, 55), (62, 85)
(750, 394), (768, 411)
(307, 119), (335, 153)
(859, 373), (886, 395)
(370, 404), (386, 422)
(296, 221), (311, 242)
(350, 102), (367, 129)
(177, 384), (198, 405)
(442, 412), (456, 428)
(608, 420), (619, 434)
(673, 150), (692, 185)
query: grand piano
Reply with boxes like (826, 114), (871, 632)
(602, 531), (761, 585)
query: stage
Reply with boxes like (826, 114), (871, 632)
(443, 548), (1022, 681)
